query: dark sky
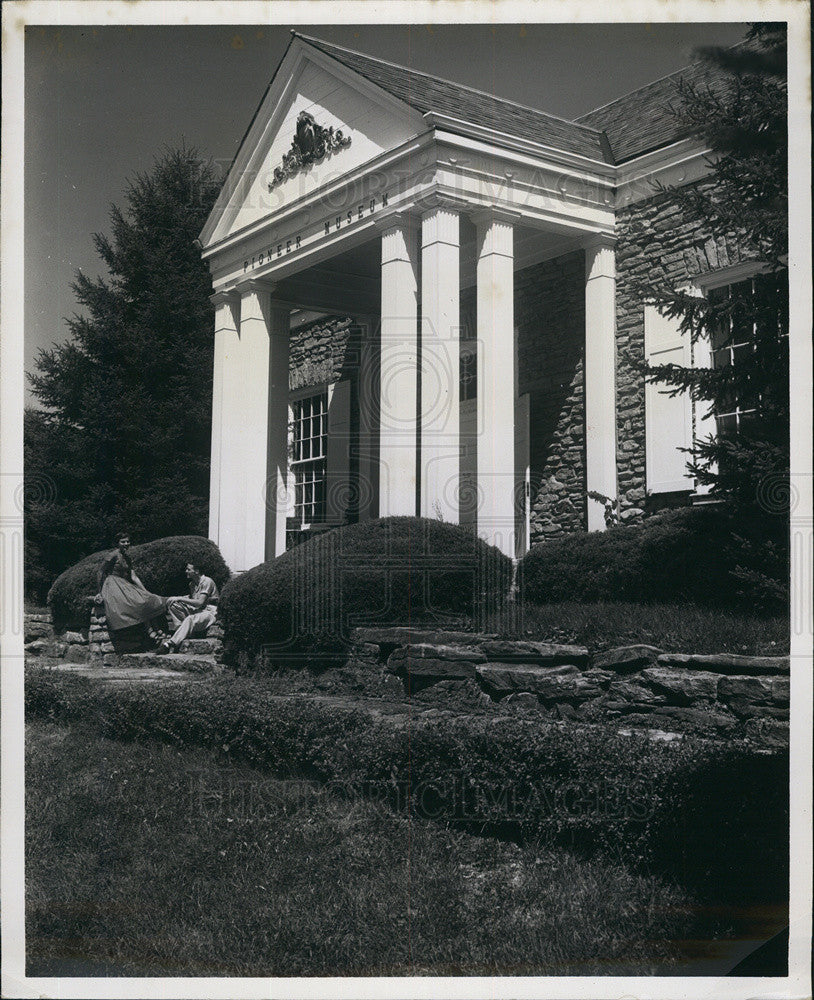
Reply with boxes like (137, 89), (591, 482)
(24, 20), (748, 404)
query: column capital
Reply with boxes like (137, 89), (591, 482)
(584, 232), (616, 250)
(473, 206), (518, 259)
(373, 208), (420, 234)
(235, 277), (278, 297)
(209, 289), (240, 307)
(470, 205), (522, 228)
(584, 235), (616, 282)
(421, 200), (461, 249)
(417, 189), (470, 216)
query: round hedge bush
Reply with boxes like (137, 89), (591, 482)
(520, 505), (785, 607)
(218, 516), (513, 663)
(48, 535), (231, 631)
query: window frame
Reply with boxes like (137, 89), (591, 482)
(695, 263), (772, 436)
(687, 260), (781, 496)
(288, 384), (330, 529)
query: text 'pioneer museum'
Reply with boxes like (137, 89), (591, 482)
(200, 32), (752, 573)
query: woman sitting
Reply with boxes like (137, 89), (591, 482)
(95, 533), (168, 647)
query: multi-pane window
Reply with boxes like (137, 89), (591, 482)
(291, 391), (328, 525)
(706, 272), (787, 438)
(708, 278), (758, 438)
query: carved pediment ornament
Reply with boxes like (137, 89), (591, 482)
(268, 111), (352, 190)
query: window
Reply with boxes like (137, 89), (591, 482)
(706, 271), (788, 439)
(708, 278), (758, 438)
(291, 390), (328, 526)
(645, 265), (787, 498)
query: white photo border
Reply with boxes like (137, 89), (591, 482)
(2, 2), (811, 998)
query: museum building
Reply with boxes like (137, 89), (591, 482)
(200, 31), (761, 574)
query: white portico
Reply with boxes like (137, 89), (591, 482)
(200, 32), (621, 573)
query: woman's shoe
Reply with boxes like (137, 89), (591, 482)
(157, 640), (173, 655)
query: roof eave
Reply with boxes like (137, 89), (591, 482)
(423, 111), (616, 173)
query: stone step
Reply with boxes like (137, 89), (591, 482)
(177, 637), (222, 655)
(44, 662), (201, 683)
(117, 652), (219, 674)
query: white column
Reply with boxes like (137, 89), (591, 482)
(265, 303), (290, 561)
(208, 291), (240, 555)
(420, 204), (460, 522)
(378, 214), (419, 515)
(474, 208), (517, 558)
(584, 237), (618, 531)
(212, 291), (247, 573)
(237, 282), (271, 570)
(236, 281), (289, 570)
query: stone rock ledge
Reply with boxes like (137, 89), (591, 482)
(36, 612), (791, 735)
(354, 635), (791, 733)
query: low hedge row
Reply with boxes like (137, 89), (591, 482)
(218, 517), (513, 662)
(521, 506), (789, 608)
(48, 535), (231, 631)
(26, 669), (788, 903)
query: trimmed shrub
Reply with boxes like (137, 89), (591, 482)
(218, 517), (513, 664)
(521, 506), (787, 608)
(25, 668), (789, 903)
(47, 535), (231, 630)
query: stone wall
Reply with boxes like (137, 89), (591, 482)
(289, 313), (358, 392)
(614, 179), (755, 520)
(515, 251), (586, 542)
(24, 609), (88, 663)
(25, 606), (225, 667)
(346, 629), (789, 739)
(26, 609), (788, 741)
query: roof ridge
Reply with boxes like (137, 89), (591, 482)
(575, 38), (743, 121)
(292, 30), (607, 137)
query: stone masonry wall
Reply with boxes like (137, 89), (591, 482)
(346, 630), (789, 740)
(614, 179), (756, 520)
(515, 251), (586, 543)
(289, 314), (358, 392)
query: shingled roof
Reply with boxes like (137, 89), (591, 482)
(575, 58), (731, 163)
(294, 32), (612, 164)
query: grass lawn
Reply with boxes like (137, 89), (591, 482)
(513, 601), (789, 655)
(27, 719), (696, 978)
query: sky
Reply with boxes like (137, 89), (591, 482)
(24, 19), (749, 405)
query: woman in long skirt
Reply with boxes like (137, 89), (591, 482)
(96, 533), (168, 645)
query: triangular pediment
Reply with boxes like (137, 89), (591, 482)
(202, 38), (427, 247)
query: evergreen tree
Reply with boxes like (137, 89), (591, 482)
(634, 23), (789, 516)
(26, 146), (222, 596)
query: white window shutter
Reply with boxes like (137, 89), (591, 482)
(326, 379), (351, 524)
(514, 393), (531, 558)
(644, 305), (693, 493)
